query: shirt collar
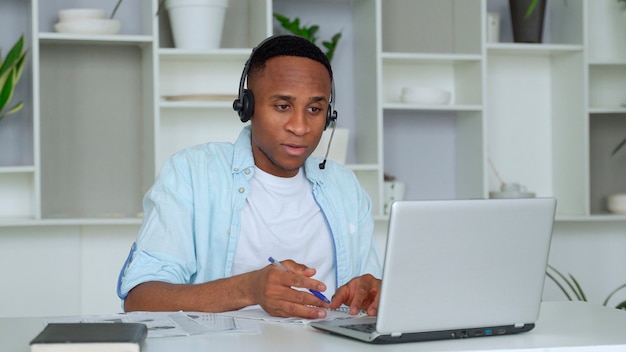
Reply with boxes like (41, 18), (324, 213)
(231, 125), (328, 186)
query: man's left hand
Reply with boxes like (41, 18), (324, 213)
(329, 274), (381, 316)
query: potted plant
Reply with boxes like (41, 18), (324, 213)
(509, 0), (547, 43)
(547, 265), (626, 309)
(0, 35), (27, 122)
(273, 13), (342, 61)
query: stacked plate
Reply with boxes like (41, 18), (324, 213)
(400, 86), (451, 105)
(54, 8), (121, 35)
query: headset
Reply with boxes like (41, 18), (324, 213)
(232, 35), (338, 130)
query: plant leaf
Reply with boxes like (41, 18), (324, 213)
(306, 25), (319, 43)
(0, 70), (16, 114)
(611, 137), (626, 156)
(323, 32), (342, 61)
(547, 265), (584, 301)
(111, 0), (124, 19)
(545, 271), (573, 301)
(0, 35), (24, 77)
(524, 0), (539, 19)
(603, 283), (626, 306)
(2, 101), (23, 116)
(13, 51), (27, 83)
(569, 274), (587, 301)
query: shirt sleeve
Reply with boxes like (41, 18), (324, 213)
(119, 153), (199, 297)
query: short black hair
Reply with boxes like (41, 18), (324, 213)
(248, 35), (333, 82)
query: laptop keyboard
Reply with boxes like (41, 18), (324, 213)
(344, 323), (377, 333)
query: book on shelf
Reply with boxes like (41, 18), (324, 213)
(29, 322), (148, 352)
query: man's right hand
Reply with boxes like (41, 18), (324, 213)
(252, 259), (330, 319)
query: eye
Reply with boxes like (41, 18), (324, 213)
(308, 106), (323, 114)
(275, 104), (290, 111)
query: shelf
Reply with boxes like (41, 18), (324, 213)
(0, 166), (35, 174)
(159, 101), (234, 109)
(589, 61), (626, 66)
(381, 52), (482, 64)
(383, 103), (482, 111)
(159, 48), (251, 60)
(486, 43), (584, 56)
(589, 108), (626, 114)
(38, 32), (153, 46)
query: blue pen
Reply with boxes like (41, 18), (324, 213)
(268, 256), (331, 304)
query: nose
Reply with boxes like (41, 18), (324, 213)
(285, 109), (310, 136)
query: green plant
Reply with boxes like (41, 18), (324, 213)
(546, 265), (626, 309)
(525, 0), (541, 18)
(0, 35), (28, 122)
(612, 137), (626, 156)
(111, 0), (124, 19)
(273, 13), (342, 61)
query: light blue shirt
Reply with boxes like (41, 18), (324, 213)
(118, 126), (382, 303)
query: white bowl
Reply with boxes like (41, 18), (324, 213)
(608, 193), (626, 214)
(58, 8), (107, 22)
(54, 19), (121, 35)
(401, 86), (451, 105)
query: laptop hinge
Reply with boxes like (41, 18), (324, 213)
(391, 332), (402, 337)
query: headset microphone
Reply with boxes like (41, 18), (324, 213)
(319, 119), (337, 170)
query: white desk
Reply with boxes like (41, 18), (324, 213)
(4, 301), (626, 352)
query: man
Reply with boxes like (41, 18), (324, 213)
(117, 35), (381, 319)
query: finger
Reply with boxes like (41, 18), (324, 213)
(281, 260), (316, 276)
(366, 293), (379, 316)
(329, 286), (349, 309)
(274, 284), (331, 308)
(349, 286), (370, 315)
(262, 289), (330, 318)
(269, 302), (328, 319)
(362, 282), (381, 316)
(270, 268), (327, 295)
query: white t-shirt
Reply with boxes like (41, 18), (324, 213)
(232, 167), (337, 296)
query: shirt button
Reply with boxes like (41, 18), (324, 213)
(244, 168), (251, 175)
(233, 168), (239, 172)
(238, 187), (245, 193)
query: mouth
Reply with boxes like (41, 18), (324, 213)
(282, 143), (308, 157)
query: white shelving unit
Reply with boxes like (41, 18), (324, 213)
(3, 0), (626, 318)
(1, 0), (626, 224)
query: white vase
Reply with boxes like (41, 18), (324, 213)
(165, 0), (229, 50)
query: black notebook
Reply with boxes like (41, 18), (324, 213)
(30, 323), (148, 352)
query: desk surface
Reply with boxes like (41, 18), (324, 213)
(4, 301), (626, 352)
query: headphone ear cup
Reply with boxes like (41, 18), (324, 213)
(325, 104), (337, 129)
(239, 89), (255, 123)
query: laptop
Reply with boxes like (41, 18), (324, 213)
(311, 198), (556, 344)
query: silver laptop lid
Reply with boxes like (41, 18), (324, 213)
(376, 198), (556, 335)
